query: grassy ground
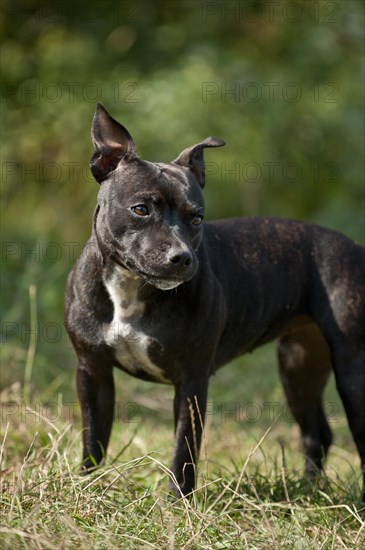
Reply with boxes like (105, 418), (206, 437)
(1, 345), (364, 549)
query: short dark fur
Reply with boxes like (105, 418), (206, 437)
(65, 104), (365, 499)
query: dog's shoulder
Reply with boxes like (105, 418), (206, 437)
(64, 236), (112, 345)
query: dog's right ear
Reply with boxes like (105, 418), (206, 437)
(90, 103), (137, 183)
(173, 137), (225, 188)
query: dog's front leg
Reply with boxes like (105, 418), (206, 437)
(76, 360), (115, 471)
(170, 374), (209, 497)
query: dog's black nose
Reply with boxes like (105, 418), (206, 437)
(168, 248), (193, 267)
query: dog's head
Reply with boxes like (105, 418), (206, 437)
(90, 103), (225, 290)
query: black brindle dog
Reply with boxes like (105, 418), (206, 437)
(65, 104), (365, 498)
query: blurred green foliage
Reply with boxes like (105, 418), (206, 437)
(1, 0), (364, 392)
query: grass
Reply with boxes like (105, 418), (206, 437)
(1, 345), (364, 548)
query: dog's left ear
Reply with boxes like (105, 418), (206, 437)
(173, 137), (225, 188)
(90, 102), (137, 183)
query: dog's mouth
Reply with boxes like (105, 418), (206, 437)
(144, 277), (184, 291)
(110, 253), (188, 290)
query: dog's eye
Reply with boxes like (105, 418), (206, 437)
(131, 204), (149, 217)
(192, 215), (203, 226)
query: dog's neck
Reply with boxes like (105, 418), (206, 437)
(103, 261), (143, 308)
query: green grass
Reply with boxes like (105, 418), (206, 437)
(1, 346), (364, 549)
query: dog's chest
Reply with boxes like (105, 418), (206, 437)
(103, 270), (170, 383)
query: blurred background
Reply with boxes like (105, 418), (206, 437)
(1, 1), (364, 414)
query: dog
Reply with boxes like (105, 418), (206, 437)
(65, 103), (365, 499)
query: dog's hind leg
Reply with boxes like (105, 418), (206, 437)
(331, 345), (365, 500)
(319, 271), (365, 500)
(277, 318), (333, 476)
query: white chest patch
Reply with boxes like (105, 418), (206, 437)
(103, 267), (170, 384)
